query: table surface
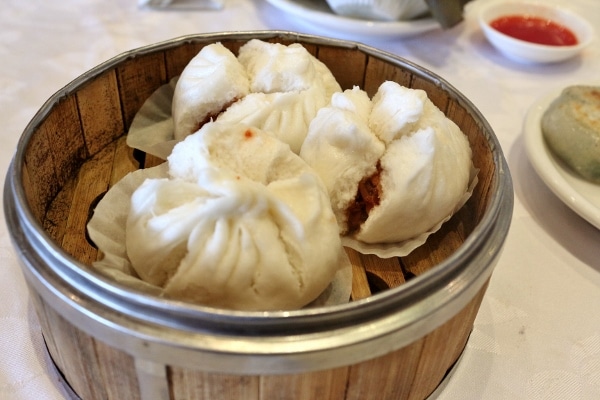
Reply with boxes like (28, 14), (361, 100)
(2, 0), (600, 399)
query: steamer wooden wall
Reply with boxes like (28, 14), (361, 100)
(21, 37), (495, 400)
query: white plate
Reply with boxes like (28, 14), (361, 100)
(524, 89), (600, 229)
(265, 0), (439, 39)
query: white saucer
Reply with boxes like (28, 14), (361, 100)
(524, 89), (600, 229)
(265, 0), (439, 39)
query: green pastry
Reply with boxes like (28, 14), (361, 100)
(542, 85), (600, 183)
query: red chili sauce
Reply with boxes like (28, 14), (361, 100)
(490, 15), (578, 46)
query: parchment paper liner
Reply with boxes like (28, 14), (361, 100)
(126, 78), (179, 160)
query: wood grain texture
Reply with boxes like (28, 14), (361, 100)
(116, 52), (168, 129)
(61, 141), (115, 265)
(407, 281), (488, 400)
(260, 367), (350, 400)
(411, 76), (449, 112)
(165, 42), (207, 79)
(169, 369), (259, 400)
(24, 98), (71, 223)
(32, 281), (489, 400)
(77, 70), (125, 157)
(43, 177), (76, 246)
(317, 45), (367, 90)
(347, 248), (372, 301)
(345, 340), (424, 400)
(41, 95), (88, 189)
(361, 252), (406, 292)
(21, 161), (46, 224)
(40, 298), (109, 400)
(94, 340), (141, 400)
(111, 136), (140, 185)
(364, 56), (413, 96)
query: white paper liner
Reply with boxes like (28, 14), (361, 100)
(126, 78), (179, 160)
(341, 166), (479, 258)
(87, 164), (353, 309)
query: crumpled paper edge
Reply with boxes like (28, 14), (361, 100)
(126, 78), (179, 160)
(87, 164), (353, 308)
(341, 166), (479, 258)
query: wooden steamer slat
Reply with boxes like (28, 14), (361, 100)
(360, 252), (406, 292)
(259, 367), (350, 400)
(31, 290), (142, 400)
(316, 45), (368, 90)
(169, 370), (259, 400)
(111, 136), (140, 185)
(364, 56), (413, 96)
(43, 177), (77, 246)
(347, 248), (372, 301)
(40, 95), (88, 189)
(345, 341), (424, 400)
(61, 142), (114, 265)
(17, 36), (499, 400)
(23, 96), (80, 223)
(77, 70), (125, 155)
(116, 52), (168, 128)
(39, 295), (110, 400)
(144, 153), (166, 169)
(401, 211), (467, 278)
(407, 281), (488, 400)
(165, 42), (207, 79)
(411, 76), (450, 112)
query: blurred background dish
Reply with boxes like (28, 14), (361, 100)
(524, 89), (600, 229)
(478, 0), (594, 63)
(139, 0), (224, 9)
(265, 0), (439, 39)
(324, 0), (428, 21)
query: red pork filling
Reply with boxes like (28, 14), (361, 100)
(194, 97), (241, 133)
(346, 162), (382, 234)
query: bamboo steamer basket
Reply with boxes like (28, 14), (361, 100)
(4, 31), (513, 400)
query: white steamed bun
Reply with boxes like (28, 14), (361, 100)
(170, 39), (342, 153)
(300, 87), (385, 231)
(126, 122), (344, 310)
(216, 87), (333, 154)
(171, 43), (250, 141)
(237, 39), (341, 97)
(300, 81), (472, 244)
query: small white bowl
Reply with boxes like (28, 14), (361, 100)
(479, 1), (594, 64)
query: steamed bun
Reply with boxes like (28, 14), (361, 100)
(216, 87), (333, 154)
(171, 39), (342, 152)
(238, 39), (341, 97)
(300, 81), (472, 244)
(126, 122), (344, 310)
(171, 43), (250, 141)
(300, 87), (385, 231)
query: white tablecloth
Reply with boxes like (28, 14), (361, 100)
(2, 0), (600, 398)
